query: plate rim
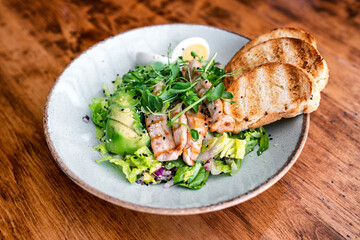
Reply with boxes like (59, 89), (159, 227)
(43, 23), (310, 215)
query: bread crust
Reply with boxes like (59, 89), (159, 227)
(225, 37), (328, 92)
(228, 27), (317, 65)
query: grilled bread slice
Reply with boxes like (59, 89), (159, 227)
(223, 62), (319, 133)
(224, 37), (329, 92)
(228, 27), (317, 64)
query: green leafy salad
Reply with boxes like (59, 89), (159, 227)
(89, 51), (269, 189)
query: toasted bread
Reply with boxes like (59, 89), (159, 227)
(228, 28), (317, 64)
(223, 62), (319, 133)
(224, 38), (329, 92)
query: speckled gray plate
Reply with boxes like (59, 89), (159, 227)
(44, 24), (309, 215)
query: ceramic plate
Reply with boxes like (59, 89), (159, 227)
(44, 24), (309, 215)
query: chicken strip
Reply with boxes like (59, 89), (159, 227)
(146, 81), (180, 161)
(146, 115), (179, 161)
(170, 103), (187, 153)
(183, 107), (208, 166)
(187, 59), (235, 133)
(207, 99), (235, 133)
(183, 58), (202, 82)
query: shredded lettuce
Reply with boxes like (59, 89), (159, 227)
(173, 162), (209, 189)
(96, 146), (162, 184)
(99, 157), (144, 183)
(95, 126), (105, 140)
(164, 158), (186, 170)
(102, 82), (112, 97)
(210, 158), (242, 176)
(94, 142), (108, 155)
(257, 126), (269, 155)
(210, 160), (231, 175)
(197, 128), (268, 177)
(198, 133), (246, 162)
(89, 97), (108, 128)
(113, 76), (122, 89)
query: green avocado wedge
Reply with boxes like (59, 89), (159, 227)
(104, 91), (150, 155)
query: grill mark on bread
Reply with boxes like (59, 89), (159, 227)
(223, 28), (328, 133)
(223, 63), (316, 133)
(227, 28), (317, 65)
(225, 38), (328, 92)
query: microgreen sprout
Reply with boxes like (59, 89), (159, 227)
(119, 51), (238, 138)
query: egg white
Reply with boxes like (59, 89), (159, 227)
(171, 37), (210, 61)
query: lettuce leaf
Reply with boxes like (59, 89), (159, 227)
(173, 162), (209, 189)
(210, 159), (231, 175)
(164, 158), (186, 170)
(89, 97), (108, 128)
(198, 129), (269, 176)
(257, 126), (269, 155)
(94, 142), (108, 155)
(96, 146), (161, 184)
(125, 146), (162, 175)
(198, 133), (246, 162)
(95, 126), (105, 140)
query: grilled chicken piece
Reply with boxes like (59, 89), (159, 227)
(153, 81), (165, 95)
(183, 107), (208, 166)
(183, 59), (202, 82)
(146, 115), (179, 161)
(170, 104), (187, 153)
(207, 99), (235, 133)
(194, 77), (210, 97)
(146, 81), (181, 161)
(187, 59), (235, 133)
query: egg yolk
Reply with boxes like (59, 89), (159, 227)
(182, 44), (209, 61)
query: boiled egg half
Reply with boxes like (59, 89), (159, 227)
(171, 37), (210, 61)
(135, 37), (210, 66)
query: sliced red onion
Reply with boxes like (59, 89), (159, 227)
(158, 170), (173, 181)
(82, 115), (90, 123)
(154, 167), (165, 177)
(203, 160), (211, 171)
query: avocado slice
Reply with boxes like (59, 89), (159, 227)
(105, 90), (150, 155)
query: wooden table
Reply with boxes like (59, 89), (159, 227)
(1, 0), (359, 239)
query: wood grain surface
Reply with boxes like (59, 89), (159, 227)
(0, 0), (359, 239)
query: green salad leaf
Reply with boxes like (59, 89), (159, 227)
(96, 146), (161, 184)
(197, 133), (246, 162)
(257, 127), (269, 156)
(164, 159), (186, 170)
(210, 158), (242, 176)
(89, 97), (108, 128)
(173, 162), (209, 189)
